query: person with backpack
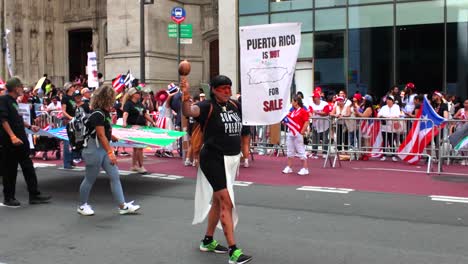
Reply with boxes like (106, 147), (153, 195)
(77, 85), (141, 216)
(182, 75), (253, 264)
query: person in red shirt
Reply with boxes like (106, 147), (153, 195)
(282, 95), (310, 175)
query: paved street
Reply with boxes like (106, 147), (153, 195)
(1, 155), (468, 264)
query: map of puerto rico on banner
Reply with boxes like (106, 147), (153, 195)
(240, 23), (301, 125)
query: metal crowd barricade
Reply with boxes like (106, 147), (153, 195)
(304, 116), (334, 168)
(438, 119), (468, 173)
(334, 117), (436, 174)
(49, 110), (64, 128)
(250, 124), (286, 157)
(34, 111), (51, 128)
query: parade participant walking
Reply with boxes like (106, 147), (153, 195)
(61, 82), (77, 169)
(77, 85), (141, 216)
(122, 87), (156, 174)
(0, 77), (51, 207)
(182, 75), (253, 264)
(282, 95), (310, 175)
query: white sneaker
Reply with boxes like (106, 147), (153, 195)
(380, 156), (386, 161)
(119, 201), (141, 215)
(184, 159), (192, 166)
(282, 166), (293, 174)
(77, 203), (94, 216)
(392, 156), (398, 162)
(244, 159), (250, 168)
(130, 166), (139, 172)
(137, 167), (148, 174)
(297, 168), (309, 175)
(461, 160), (467, 166)
(192, 159), (198, 167)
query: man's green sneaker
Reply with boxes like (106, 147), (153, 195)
(229, 248), (253, 264)
(199, 239), (229, 254)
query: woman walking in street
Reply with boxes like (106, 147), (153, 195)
(77, 85), (141, 216)
(182, 75), (253, 264)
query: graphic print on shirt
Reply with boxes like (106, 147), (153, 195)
(135, 106), (145, 116)
(220, 110), (242, 136)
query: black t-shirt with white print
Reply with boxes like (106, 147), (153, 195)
(62, 95), (76, 118)
(87, 109), (112, 141)
(123, 100), (147, 126)
(195, 100), (242, 155)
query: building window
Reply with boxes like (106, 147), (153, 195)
(349, 4), (393, 29)
(315, 8), (346, 31)
(299, 33), (313, 58)
(270, 11), (313, 31)
(239, 15), (269, 27)
(314, 31), (346, 95)
(397, 24), (444, 94)
(315, 0), (346, 8)
(447, 22), (468, 99)
(396, 0), (444, 26)
(348, 27), (393, 98)
(447, 0), (468, 23)
(349, 0), (392, 4)
(239, 0), (269, 15)
(270, 0), (313, 12)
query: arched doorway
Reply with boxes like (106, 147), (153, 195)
(68, 29), (93, 81)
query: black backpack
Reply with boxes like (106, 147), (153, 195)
(67, 108), (104, 151)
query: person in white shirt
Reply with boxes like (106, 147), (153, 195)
(47, 96), (62, 112)
(331, 96), (351, 151)
(308, 92), (332, 158)
(378, 96), (401, 162)
(402, 82), (417, 116)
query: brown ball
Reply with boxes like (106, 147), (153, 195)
(178, 60), (191, 76)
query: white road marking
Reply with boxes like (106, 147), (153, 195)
(99, 170), (134, 176)
(352, 167), (468, 177)
(234, 181), (253, 186)
(57, 167), (85, 171)
(33, 163), (56, 168)
(142, 174), (184, 180)
(430, 195), (468, 204)
(297, 186), (354, 194)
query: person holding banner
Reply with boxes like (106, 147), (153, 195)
(0, 77), (51, 207)
(123, 87), (156, 174)
(182, 75), (253, 264)
(77, 85), (141, 216)
(282, 95), (310, 175)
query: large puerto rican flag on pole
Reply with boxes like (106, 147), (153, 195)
(397, 96), (446, 164)
(239, 23), (302, 125)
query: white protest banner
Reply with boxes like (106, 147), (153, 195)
(18, 103), (34, 149)
(87, 52), (99, 88)
(239, 23), (301, 125)
(5, 29), (14, 77)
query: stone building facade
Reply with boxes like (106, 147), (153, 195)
(1, 0), (219, 92)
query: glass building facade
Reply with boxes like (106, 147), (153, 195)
(239, 0), (468, 100)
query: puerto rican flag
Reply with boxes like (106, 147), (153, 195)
(397, 96), (446, 164)
(112, 74), (126, 93)
(361, 119), (383, 157)
(283, 108), (307, 136)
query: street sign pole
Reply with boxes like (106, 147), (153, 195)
(177, 23), (181, 85)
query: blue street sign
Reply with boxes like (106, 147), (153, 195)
(171, 7), (186, 24)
